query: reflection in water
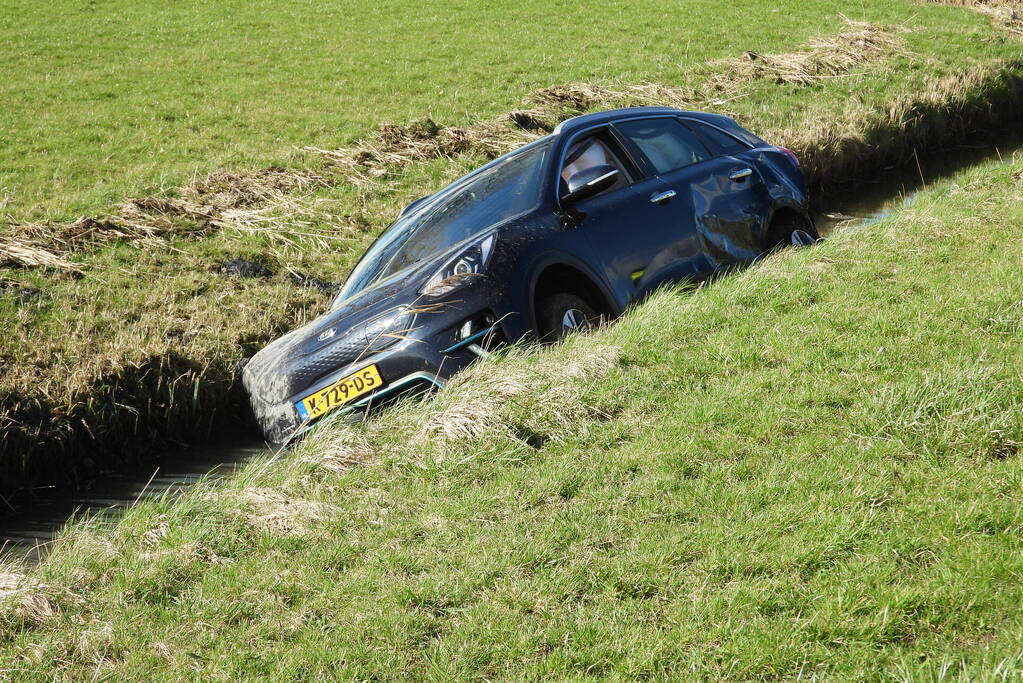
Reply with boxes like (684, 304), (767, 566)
(0, 433), (267, 563)
(814, 136), (1023, 236)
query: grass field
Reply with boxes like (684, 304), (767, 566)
(0, 0), (1008, 221)
(2, 0), (1022, 496)
(3, 151), (1021, 679)
(2, 0), (1023, 676)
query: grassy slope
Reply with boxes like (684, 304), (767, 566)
(2, 0), (1020, 493)
(0, 0), (1004, 221)
(4, 156), (1022, 679)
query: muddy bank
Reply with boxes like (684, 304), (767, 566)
(2, 55), (1023, 504)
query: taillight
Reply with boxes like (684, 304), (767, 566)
(779, 146), (800, 168)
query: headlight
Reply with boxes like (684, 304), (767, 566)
(420, 235), (495, 298)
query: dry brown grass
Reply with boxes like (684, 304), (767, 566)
(0, 571), (25, 599)
(418, 366), (532, 444)
(710, 19), (908, 87)
(296, 425), (374, 474)
(0, 571), (69, 629)
(303, 117), (541, 187)
(0, 236), (80, 272)
(303, 81), (702, 185)
(140, 515), (170, 547)
(14, 591), (59, 627)
(417, 343), (622, 450)
(224, 487), (335, 535)
(1, 167), (325, 272)
(926, 0), (1023, 35)
(72, 620), (117, 670)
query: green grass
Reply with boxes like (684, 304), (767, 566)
(0, 0), (1011, 221)
(3, 153), (1022, 679)
(3, 0), (1022, 495)
(2, 1), (1023, 676)
(2, 0), (1022, 676)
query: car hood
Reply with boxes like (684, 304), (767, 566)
(241, 224), (508, 408)
(242, 266), (425, 406)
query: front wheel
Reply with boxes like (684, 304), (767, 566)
(537, 293), (599, 342)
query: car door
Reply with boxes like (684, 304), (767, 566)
(678, 118), (774, 267)
(556, 128), (679, 306)
(612, 116), (773, 289)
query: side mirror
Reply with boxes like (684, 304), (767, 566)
(562, 165), (620, 205)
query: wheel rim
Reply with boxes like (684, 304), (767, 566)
(790, 228), (816, 246)
(562, 308), (587, 332)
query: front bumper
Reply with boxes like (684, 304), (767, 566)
(291, 369), (447, 443)
(242, 308), (503, 444)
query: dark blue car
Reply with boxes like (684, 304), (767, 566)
(243, 107), (815, 443)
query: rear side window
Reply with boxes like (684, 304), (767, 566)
(684, 120), (751, 156)
(614, 118), (710, 174)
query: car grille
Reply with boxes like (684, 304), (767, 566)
(244, 307), (413, 405)
(288, 307), (413, 392)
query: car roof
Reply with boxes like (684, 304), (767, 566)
(552, 107), (718, 136)
(397, 108), (743, 219)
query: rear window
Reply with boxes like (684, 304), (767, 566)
(684, 120), (751, 156)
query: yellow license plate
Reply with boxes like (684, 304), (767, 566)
(296, 364), (383, 421)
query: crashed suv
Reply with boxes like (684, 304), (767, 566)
(243, 107), (816, 443)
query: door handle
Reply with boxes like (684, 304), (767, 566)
(650, 189), (677, 205)
(729, 168), (753, 181)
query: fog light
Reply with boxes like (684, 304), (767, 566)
(443, 314), (504, 356)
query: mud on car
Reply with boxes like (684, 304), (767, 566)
(242, 107), (816, 444)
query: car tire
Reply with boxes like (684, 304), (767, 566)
(765, 213), (819, 250)
(537, 293), (599, 341)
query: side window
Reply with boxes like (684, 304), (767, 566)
(560, 134), (630, 197)
(684, 120), (751, 156)
(614, 118), (710, 174)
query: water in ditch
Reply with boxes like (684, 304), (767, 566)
(0, 432), (268, 563)
(2, 134), (1021, 565)
(814, 136), (1023, 236)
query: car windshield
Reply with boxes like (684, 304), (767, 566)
(336, 138), (553, 302)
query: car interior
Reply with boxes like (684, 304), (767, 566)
(614, 118), (709, 174)
(558, 118), (740, 201)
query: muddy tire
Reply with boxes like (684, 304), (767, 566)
(537, 293), (599, 341)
